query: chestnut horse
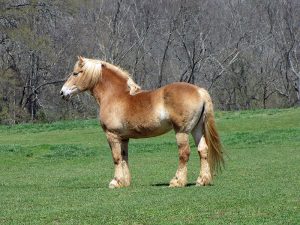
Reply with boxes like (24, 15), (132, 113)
(60, 56), (224, 188)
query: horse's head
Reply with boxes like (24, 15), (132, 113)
(60, 56), (102, 100)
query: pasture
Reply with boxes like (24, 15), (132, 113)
(0, 108), (299, 224)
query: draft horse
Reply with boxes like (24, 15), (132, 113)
(60, 56), (224, 188)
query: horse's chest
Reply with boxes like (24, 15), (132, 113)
(99, 109), (123, 131)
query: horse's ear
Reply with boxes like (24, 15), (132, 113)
(77, 56), (84, 63)
(77, 56), (85, 67)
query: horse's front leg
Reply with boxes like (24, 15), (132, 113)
(169, 132), (190, 187)
(106, 132), (131, 188)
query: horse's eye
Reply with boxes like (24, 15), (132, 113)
(73, 71), (82, 76)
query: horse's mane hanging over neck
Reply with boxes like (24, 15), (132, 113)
(102, 62), (141, 94)
(81, 57), (141, 95)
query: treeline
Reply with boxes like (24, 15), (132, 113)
(0, 0), (299, 124)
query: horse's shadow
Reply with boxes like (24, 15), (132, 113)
(151, 182), (196, 187)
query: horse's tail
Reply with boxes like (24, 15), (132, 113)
(202, 91), (224, 174)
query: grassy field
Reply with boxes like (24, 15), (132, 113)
(0, 108), (299, 225)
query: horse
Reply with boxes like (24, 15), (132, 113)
(60, 56), (224, 188)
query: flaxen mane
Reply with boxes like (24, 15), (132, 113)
(81, 58), (141, 95)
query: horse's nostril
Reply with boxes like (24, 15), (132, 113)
(60, 91), (63, 96)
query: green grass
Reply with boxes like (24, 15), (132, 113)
(0, 108), (299, 224)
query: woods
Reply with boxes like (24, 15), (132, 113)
(0, 0), (299, 124)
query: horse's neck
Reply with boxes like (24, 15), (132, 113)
(92, 70), (128, 104)
(104, 70), (128, 93)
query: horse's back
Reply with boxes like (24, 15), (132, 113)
(130, 82), (203, 103)
(130, 82), (205, 122)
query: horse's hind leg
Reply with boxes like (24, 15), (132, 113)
(192, 122), (212, 186)
(106, 132), (131, 188)
(169, 132), (190, 187)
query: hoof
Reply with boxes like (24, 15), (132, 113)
(196, 175), (212, 186)
(169, 177), (186, 187)
(109, 178), (120, 189)
(108, 178), (130, 189)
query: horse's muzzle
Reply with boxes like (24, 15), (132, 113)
(60, 86), (79, 101)
(60, 89), (71, 101)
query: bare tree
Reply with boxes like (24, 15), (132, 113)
(1, 0), (300, 124)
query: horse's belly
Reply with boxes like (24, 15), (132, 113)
(124, 120), (172, 139)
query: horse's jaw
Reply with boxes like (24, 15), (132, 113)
(60, 85), (80, 100)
